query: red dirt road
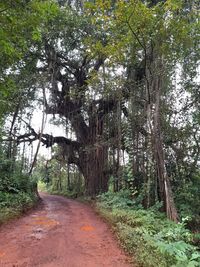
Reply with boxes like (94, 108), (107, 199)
(0, 194), (132, 267)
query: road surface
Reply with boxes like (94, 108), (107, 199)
(0, 193), (132, 267)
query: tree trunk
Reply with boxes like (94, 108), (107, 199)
(80, 146), (108, 196)
(145, 50), (178, 222)
(112, 148), (119, 192)
(67, 164), (71, 190)
(153, 81), (178, 222)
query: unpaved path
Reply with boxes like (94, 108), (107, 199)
(0, 193), (132, 267)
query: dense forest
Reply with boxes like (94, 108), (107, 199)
(0, 0), (199, 266)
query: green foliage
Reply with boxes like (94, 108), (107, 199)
(37, 180), (48, 192)
(0, 146), (38, 225)
(34, 155), (85, 198)
(0, 0), (59, 119)
(0, 158), (34, 193)
(97, 191), (200, 267)
(0, 191), (36, 210)
(157, 241), (200, 267)
(0, 158), (38, 224)
(98, 190), (135, 209)
(176, 174), (200, 217)
(0, 191), (37, 225)
(86, 0), (198, 64)
(0, 0), (59, 68)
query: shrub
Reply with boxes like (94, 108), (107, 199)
(0, 191), (37, 224)
(96, 190), (200, 267)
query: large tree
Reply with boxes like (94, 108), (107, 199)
(15, 5), (118, 196)
(5, 0), (199, 221)
(85, 0), (199, 221)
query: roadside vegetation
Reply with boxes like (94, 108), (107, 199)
(0, 154), (39, 225)
(0, 191), (37, 225)
(96, 190), (200, 267)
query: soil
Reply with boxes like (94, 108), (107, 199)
(0, 193), (133, 267)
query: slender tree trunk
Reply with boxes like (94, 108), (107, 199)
(29, 100), (46, 175)
(7, 101), (21, 159)
(113, 148), (119, 192)
(145, 51), (178, 222)
(153, 77), (178, 222)
(67, 164), (71, 190)
(20, 142), (26, 173)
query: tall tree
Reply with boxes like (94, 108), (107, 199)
(5, 0), (199, 221)
(86, 0), (199, 221)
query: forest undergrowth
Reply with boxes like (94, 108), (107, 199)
(0, 160), (39, 225)
(0, 191), (38, 225)
(95, 190), (200, 267)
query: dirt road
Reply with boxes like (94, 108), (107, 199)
(0, 194), (132, 267)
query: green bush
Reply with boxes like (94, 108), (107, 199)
(0, 158), (35, 194)
(97, 190), (137, 209)
(0, 191), (37, 224)
(0, 191), (37, 209)
(96, 190), (200, 267)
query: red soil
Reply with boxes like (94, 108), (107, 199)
(0, 193), (133, 267)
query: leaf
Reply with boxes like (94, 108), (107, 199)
(175, 250), (188, 261)
(187, 261), (200, 267)
(191, 253), (200, 261)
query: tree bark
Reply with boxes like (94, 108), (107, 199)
(79, 146), (108, 196)
(153, 77), (178, 222)
(144, 53), (178, 222)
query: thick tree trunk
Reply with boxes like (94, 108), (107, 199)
(76, 111), (109, 196)
(80, 146), (108, 196)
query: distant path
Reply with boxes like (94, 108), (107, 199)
(0, 193), (132, 267)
